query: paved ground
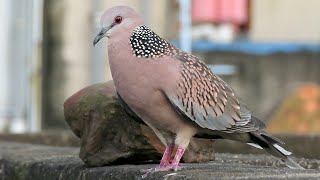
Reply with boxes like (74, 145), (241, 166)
(0, 141), (319, 180)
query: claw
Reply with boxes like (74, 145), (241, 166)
(141, 165), (183, 178)
(172, 165), (182, 172)
(141, 166), (170, 178)
(141, 168), (154, 178)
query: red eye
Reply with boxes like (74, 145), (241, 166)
(114, 16), (123, 24)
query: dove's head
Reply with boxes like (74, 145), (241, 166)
(93, 6), (143, 46)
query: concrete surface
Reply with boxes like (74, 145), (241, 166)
(0, 141), (319, 180)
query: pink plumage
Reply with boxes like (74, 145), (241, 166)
(93, 6), (304, 175)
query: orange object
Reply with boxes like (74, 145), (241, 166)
(268, 84), (320, 134)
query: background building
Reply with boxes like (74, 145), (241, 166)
(0, 0), (319, 133)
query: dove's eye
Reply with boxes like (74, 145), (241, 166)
(114, 16), (123, 24)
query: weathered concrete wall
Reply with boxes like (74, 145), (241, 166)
(195, 52), (320, 121)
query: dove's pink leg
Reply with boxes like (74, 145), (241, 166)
(169, 147), (185, 171)
(159, 143), (174, 168)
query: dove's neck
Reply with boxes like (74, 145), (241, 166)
(106, 26), (144, 93)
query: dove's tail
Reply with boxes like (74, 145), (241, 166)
(248, 131), (304, 170)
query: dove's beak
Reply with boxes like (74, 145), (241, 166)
(93, 26), (111, 46)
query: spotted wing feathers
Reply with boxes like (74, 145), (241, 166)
(167, 52), (264, 133)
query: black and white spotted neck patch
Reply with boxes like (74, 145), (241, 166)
(129, 25), (175, 58)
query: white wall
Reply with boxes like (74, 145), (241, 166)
(0, 0), (11, 131)
(0, 0), (43, 133)
(251, 0), (320, 42)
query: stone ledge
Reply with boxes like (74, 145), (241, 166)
(0, 141), (319, 180)
(1, 133), (320, 159)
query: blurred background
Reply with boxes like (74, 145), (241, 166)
(0, 0), (320, 134)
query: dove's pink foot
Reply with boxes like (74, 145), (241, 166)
(141, 146), (185, 178)
(141, 144), (174, 178)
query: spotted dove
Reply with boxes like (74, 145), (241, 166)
(93, 6), (304, 172)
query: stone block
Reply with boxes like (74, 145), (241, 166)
(63, 81), (215, 166)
